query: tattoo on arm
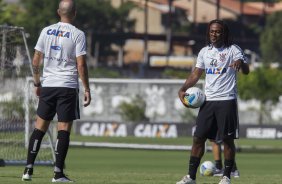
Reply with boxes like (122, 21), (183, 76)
(32, 50), (42, 75)
(32, 65), (40, 74)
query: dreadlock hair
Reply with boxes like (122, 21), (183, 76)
(206, 19), (233, 47)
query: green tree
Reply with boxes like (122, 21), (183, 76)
(238, 68), (282, 124)
(260, 11), (282, 68)
(18, 0), (135, 57)
(19, 0), (61, 47)
(74, 0), (135, 32)
(74, 0), (135, 63)
(0, 0), (24, 26)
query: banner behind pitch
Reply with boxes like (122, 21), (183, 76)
(74, 121), (282, 139)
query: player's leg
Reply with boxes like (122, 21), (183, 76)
(176, 101), (217, 184)
(22, 87), (56, 181)
(22, 117), (51, 181)
(218, 138), (235, 184)
(27, 118), (51, 164)
(52, 87), (79, 183)
(216, 99), (238, 184)
(222, 138), (235, 179)
(176, 136), (206, 184)
(231, 160), (240, 178)
(189, 136), (207, 177)
(52, 122), (73, 182)
(211, 141), (222, 168)
(211, 140), (224, 176)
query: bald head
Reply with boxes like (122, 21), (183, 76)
(58, 0), (76, 18)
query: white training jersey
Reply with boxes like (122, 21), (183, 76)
(35, 22), (86, 88)
(196, 44), (247, 101)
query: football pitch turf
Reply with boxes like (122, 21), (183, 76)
(0, 147), (281, 184)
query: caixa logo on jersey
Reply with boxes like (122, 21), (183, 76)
(134, 124), (177, 138)
(206, 67), (227, 74)
(79, 122), (127, 137)
(47, 29), (70, 38)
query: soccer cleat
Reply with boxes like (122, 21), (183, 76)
(219, 176), (231, 184)
(176, 175), (196, 184)
(52, 172), (74, 183)
(213, 168), (224, 177)
(231, 170), (240, 178)
(22, 167), (33, 181)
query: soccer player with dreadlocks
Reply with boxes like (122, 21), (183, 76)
(176, 19), (249, 184)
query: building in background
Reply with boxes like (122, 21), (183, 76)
(108, 0), (282, 68)
(4, 0), (282, 68)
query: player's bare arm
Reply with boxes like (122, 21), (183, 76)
(32, 50), (43, 97)
(32, 50), (42, 85)
(229, 59), (249, 74)
(77, 55), (91, 107)
(178, 67), (204, 106)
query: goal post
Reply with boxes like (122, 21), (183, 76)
(0, 25), (55, 166)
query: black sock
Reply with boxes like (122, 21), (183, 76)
(232, 162), (237, 172)
(188, 156), (200, 180)
(223, 159), (234, 179)
(26, 129), (45, 167)
(54, 130), (70, 173)
(215, 160), (223, 170)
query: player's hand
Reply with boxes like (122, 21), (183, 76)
(179, 89), (198, 109)
(84, 91), (91, 107)
(34, 87), (41, 97)
(229, 60), (242, 72)
(178, 90), (191, 108)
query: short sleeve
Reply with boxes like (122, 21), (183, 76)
(232, 45), (247, 64)
(195, 48), (205, 69)
(75, 32), (87, 57)
(34, 28), (46, 53)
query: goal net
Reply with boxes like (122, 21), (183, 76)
(0, 25), (54, 166)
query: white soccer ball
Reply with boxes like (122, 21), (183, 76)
(199, 161), (215, 176)
(184, 87), (205, 108)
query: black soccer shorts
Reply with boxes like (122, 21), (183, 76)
(37, 87), (80, 122)
(193, 99), (239, 141)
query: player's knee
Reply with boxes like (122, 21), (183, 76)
(193, 136), (206, 146)
(223, 139), (236, 151)
(57, 122), (73, 132)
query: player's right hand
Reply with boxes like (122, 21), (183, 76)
(84, 91), (91, 107)
(179, 90), (197, 109)
(35, 87), (41, 97)
(178, 90), (190, 108)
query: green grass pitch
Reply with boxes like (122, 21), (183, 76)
(0, 147), (281, 184)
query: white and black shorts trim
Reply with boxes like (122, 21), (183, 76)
(194, 99), (239, 141)
(37, 87), (80, 122)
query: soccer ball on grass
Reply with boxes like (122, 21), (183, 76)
(199, 160), (215, 176)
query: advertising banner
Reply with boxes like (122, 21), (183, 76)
(74, 121), (282, 139)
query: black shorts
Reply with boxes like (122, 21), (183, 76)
(37, 87), (80, 122)
(193, 99), (239, 141)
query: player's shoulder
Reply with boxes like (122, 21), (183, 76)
(40, 23), (61, 34)
(198, 45), (211, 55)
(38, 24), (56, 36)
(45, 22), (60, 30)
(68, 25), (85, 38)
(229, 44), (243, 52)
(40, 24), (53, 32)
(74, 27), (85, 36)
